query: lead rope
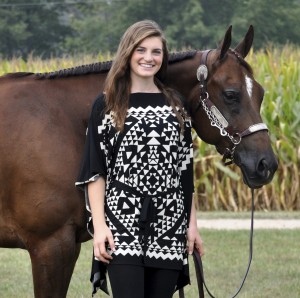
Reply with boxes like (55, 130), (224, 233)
(231, 188), (255, 298)
(180, 188), (255, 298)
(182, 50), (256, 298)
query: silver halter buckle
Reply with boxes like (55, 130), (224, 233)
(196, 65), (208, 81)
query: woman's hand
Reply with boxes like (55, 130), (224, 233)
(187, 196), (204, 257)
(187, 224), (204, 257)
(88, 178), (115, 263)
(93, 224), (116, 263)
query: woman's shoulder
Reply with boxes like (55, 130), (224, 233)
(92, 93), (107, 112)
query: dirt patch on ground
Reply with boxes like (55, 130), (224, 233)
(197, 219), (300, 230)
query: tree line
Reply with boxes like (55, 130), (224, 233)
(0, 0), (299, 59)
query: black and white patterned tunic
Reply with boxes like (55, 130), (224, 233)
(76, 93), (194, 294)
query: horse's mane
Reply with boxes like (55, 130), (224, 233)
(3, 72), (35, 78)
(35, 60), (113, 79)
(3, 50), (197, 80)
(3, 49), (253, 80)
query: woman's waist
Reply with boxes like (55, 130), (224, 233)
(110, 179), (179, 198)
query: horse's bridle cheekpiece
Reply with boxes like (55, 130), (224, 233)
(185, 50), (265, 298)
(195, 50), (268, 166)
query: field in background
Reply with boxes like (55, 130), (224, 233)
(0, 46), (299, 211)
(194, 46), (300, 211)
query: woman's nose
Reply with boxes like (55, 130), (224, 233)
(144, 51), (153, 61)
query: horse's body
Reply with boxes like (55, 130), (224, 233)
(0, 27), (277, 297)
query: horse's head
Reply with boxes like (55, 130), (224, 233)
(187, 26), (278, 189)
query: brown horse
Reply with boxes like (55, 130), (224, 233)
(0, 26), (277, 297)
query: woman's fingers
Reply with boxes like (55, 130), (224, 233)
(195, 235), (205, 257)
(94, 240), (112, 263)
(107, 233), (116, 252)
(93, 228), (115, 263)
(187, 228), (205, 257)
(99, 242), (113, 262)
(187, 226), (197, 255)
(188, 239), (195, 255)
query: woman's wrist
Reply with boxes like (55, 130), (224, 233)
(93, 219), (108, 230)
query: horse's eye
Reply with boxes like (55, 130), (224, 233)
(223, 90), (240, 104)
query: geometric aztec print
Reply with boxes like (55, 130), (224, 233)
(75, 93), (195, 293)
(101, 94), (193, 269)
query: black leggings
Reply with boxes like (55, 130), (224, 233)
(107, 264), (180, 298)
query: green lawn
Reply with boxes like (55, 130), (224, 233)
(0, 225), (299, 297)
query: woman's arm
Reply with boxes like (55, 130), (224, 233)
(88, 177), (115, 263)
(187, 196), (204, 256)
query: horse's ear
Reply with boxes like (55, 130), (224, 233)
(219, 25), (232, 60)
(234, 25), (254, 58)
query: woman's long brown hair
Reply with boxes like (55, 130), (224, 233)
(104, 20), (186, 131)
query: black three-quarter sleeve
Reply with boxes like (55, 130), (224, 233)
(76, 94), (108, 190)
(75, 95), (112, 295)
(178, 118), (194, 225)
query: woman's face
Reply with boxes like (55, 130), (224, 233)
(130, 36), (163, 81)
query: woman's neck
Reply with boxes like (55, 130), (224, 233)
(130, 77), (160, 93)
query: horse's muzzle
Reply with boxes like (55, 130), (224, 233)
(239, 155), (278, 189)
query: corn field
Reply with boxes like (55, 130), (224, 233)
(194, 46), (300, 211)
(0, 47), (299, 210)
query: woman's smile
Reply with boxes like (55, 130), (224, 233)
(139, 63), (154, 68)
(130, 36), (163, 80)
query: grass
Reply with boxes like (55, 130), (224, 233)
(194, 230), (300, 298)
(0, 225), (299, 297)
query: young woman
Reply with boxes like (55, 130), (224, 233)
(76, 20), (204, 298)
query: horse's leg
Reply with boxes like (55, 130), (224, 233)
(27, 228), (81, 298)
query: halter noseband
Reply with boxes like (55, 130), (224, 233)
(194, 49), (268, 165)
(189, 50), (261, 298)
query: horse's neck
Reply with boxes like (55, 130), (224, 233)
(166, 51), (201, 102)
(48, 74), (105, 124)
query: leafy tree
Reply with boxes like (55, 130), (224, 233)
(99, 0), (207, 51)
(199, 0), (300, 49)
(200, 0), (237, 47)
(0, 0), (300, 58)
(63, 1), (118, 55)
(231, 0), (300, 48)
(163, 0), (207, 50)
(0, 0), (73, 58)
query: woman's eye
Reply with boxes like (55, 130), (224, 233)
(153, 50), (162, 55)
(136, 48), (145, 53)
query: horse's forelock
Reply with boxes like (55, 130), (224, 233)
(228, 48), (253, 74)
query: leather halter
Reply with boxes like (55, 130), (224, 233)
(182, 50), (260, 298)
(193, 50), (269, 165)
